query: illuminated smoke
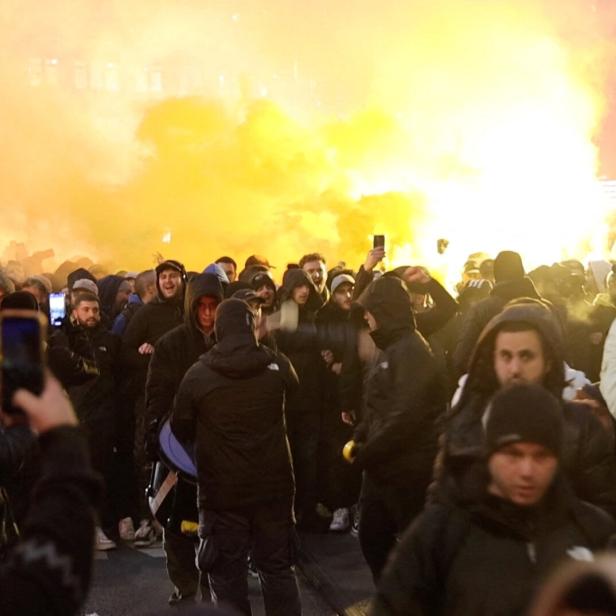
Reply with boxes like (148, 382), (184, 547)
(1, 1), (615, 280)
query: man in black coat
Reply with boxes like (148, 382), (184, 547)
(437, 302), (616, 517)
(275, 268), (325, 529)
(171, 298), (301, 616)
(372, 384), (616, 616)
(349, 275), (448, 582)
(145, 273), (223, 604)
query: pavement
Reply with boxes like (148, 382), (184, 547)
(82, 530), (373, 616)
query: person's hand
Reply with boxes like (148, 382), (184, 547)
(321, 350), (334, 367)
(331, 362), (342, 375)
(139, 343), (155, 355)
(341, 411), (356, 426)
(12, 374), (77, 434)
(403, 266), (431, 285)
(364, 247), (386, 272)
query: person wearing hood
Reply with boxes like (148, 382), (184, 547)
(347, 275), (448, 582)
(453, 250), (541, 376)
(437, 302), (616, 518)
(171, 298), (301, 616)
(97, 275), (132, 324)
(372, 384), (616, 616)
(111, 269), (157, 337)
(275, 267), (326, 529)
(144, 273), (223, 605)
(249, 271), (278, 316)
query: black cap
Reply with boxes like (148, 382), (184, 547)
(486, 384), (563, 458)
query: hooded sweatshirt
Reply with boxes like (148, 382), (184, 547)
(171, 299), (298, 510)
(438, 303), (616, 516)
(96, 275), (125, 322)
(353, 276), (447, 487)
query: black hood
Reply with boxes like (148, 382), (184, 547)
(155, 259), (187, 302)
(460, 303), (565, 405)
(490, 276), (541, 302)
(97, 275), (125, 319)
(204, 299), (271, 378)
(358, 275), (415, 349)
(184, 273), (224, 334)
(278, 268), (324, 313)
(67, 267), (96, 290)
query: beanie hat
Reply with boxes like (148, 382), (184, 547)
(330, 274), (355, 295)
(494, 251), (525, 284)
(485, 383), (563, 458)
(72, 279), (99, 295)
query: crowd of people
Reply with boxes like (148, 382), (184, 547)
(2, 244), (616, 615)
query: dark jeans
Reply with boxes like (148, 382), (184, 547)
(286, 410), (320, 519)
(359, 473), (427, 583)
(200, 499), (301, 616)
(164, 528), (210, 600)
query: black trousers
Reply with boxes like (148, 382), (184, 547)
(198, 499), (301, 616)
(358, 473), (427, 583)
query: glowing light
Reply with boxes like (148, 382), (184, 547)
(162, 231), (172, 244)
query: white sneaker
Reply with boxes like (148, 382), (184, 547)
(118, 517), (135, 541)
(329, 508), (350, 532)
(134, 519), (157, 548)
(95, 527), (117, 551)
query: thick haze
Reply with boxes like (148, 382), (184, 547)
(1, 1), (616, 276)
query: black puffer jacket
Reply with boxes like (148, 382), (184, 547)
(453, 276), (541, 375)
(275, 269), (325, 415)
(438, 304), (616, 516)
(145, 274), (224, 447)
(171, 299), (298, 510)
(353, 276), (447, 487)
(372, 469), (615, 616)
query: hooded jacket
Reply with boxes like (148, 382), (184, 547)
(275, 269), (325, 414)
(171, 299), (298, 510)
(372, 466), (615, 616)
(353, 276), (447, 487)
(145, 273), (224, 444)
(438, 304), (616, 516)
(97, 275), (125, 322)
(453, 276), (541, 375)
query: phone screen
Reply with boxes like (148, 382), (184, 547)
(373, 234), (385, 249)
(49, 292), (66, 327)
(1, 315), (44, 414)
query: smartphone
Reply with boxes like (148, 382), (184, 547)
(373, 234), (385, 249)
(49, 292), (66, 327)
(1, 310), (46, 414)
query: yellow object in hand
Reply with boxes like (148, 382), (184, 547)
(181, 520), (199, 536)
(342, 440), (356, 463)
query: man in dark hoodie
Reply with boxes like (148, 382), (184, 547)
(437, 302), (616, 518)
(348, 275), (448, 582)
(372, 384), (615, 616)
(275, 267), (325, 529)
(453, 250), (540, 376)
(97, 275), (132, 324)
(171, 298), (301, 616)
(145, 273), (224, 604)
(119, 260), (186, 545)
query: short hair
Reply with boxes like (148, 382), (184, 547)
(299, 253), (326, 268)
(73, 291), (100, 308)
(135, 269), (156, 297)
(215, 256), (237, 270)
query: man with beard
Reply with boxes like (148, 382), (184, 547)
(438, 302), (616, 518)
(300, 253), (328, 303)
(120, 260), (186, 545)
(49, 291), (120, 551)
(346, 275), (447, 582)
(145, 273), (224, 606)
(97, 275), (133, 324)
(171, 298), (301, 616)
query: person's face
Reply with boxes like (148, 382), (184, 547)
(256, 284), (275, 308)
(159, 269), (183, 300)
(114, 281), (132, 310)
(292, 284), (310, 306)
(196, 296), (219, 333)
(364, 310), (377, 332)
(494, 329), (549, 388)
(332, 283), (353, 311)
(488, 442), (558, 506)
(22, 285), (46, 306)
(73, 300), (101, 328)
(302, 260), (326, 291)
(219, 262), (237, 283)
